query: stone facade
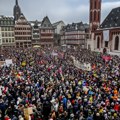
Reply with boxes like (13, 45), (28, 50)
(89, 0), (101, 32)
(15, 14), (32, 48)
(53, 21), (65, 46)
(94, 7), (120, 53)
(30, 20), (41, 46)
(61, 22), (89, 48)
(0, 16), (15, 48)
(40, 16), (54, 47)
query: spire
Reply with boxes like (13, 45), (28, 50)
(16, 0), (18, 5)
(14, 0), (21, 21)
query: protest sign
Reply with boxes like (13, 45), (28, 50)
(0, 61), (5, 67)
(24, 107), (33, 120)
(5, 59), (13, 66)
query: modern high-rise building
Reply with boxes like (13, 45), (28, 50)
(13, 0), (21, 21)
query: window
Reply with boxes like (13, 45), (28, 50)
(94, 1), (97, 9)
(4, 21), (6, 25)
(43, 29), (45, 32)
(98, 11), (100, 21)
(44, 24), (46, 27)
(7, 21), (10, 25)
(12, 33), (14, 36)
(5, 27), (7, 31)
(9, 33), (11, 37)
(6, 39), (8, 43)
(90, 12), (92, 22)
(5, 33), (7, 37)
(1, 27), (4, 31)
(9, 38), (11, 42)
(12, 38), (14, 42)
(1, 21), (3, 25)
(11, 21), (13, 25)
(2, 33), (4, 37)
(97, 36), (100, 48)
(105, 41), (108, 47)
(114, 36), (119, 50)
(8, 27), (10, 31)
(94, 11), (97, 21)
(2, 38), (5, 43)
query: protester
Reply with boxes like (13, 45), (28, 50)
(0, 47), (120, 120)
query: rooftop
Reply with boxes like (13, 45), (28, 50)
(100, 7), (120, 29)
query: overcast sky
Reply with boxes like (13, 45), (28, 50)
(0, 0), (120, 24)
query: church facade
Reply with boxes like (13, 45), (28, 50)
(89, 0), (120, 53)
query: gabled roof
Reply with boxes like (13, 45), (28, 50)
(52, 20), (65, 26)
(15, 13), (30, 25)
(41, 16), (53, 28)
(29, 20), (41, 27)
(100, 7), (120, 29)
(0, 16), (14, 26)
(62, 22), (89, 32)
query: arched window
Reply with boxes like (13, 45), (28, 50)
(114, 36), (119, 50)
(94, 11), (97, 21)
(94, 1), (97, 9)
(97, 36), (100, 48)
(90, 11), (92, 22)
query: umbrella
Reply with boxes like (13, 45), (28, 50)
(33, 45), (41, 48)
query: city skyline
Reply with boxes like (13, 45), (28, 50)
(0, 0), (120, 24)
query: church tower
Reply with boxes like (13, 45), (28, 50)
(89, 0), (101, 32)
(13, 0), (21, 21)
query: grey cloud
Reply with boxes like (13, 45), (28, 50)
(0, 0), (120, 24)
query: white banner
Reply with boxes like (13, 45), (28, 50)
(103, 30), (109, 41)
(71, 56), (91, 71)
(5, 59), (13, 66)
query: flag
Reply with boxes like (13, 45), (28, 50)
(102, 56), (112, 62)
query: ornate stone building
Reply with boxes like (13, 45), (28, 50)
(89, 0), (120, 53)
(53, 21), (65, 46)
(87, 0), (101, 50)
(13, 0), (21, 21)
(0, 16), (15, 48)
(30, 20), (41, 46)
(94, 7), (120, 53)
(15, 14), (32, 48)
(61, 22), (89, 48)
(40, 16), (54, 47)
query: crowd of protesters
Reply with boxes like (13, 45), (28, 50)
(0, 46), (120, 120)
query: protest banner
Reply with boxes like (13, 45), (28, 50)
(102, 56), (112, 62)
(71, 56), (91, 71)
